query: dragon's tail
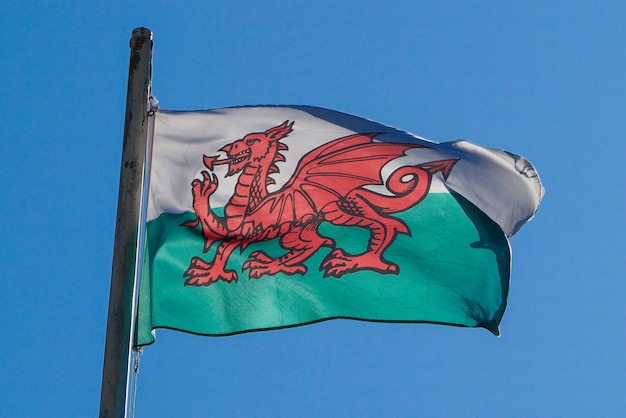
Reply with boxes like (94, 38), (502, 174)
(354, 159), (458, 214)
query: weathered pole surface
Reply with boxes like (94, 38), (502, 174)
(99, 27), (152, 418)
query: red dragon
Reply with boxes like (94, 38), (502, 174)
(182, 121), (457, 286)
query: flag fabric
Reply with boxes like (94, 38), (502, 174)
(136, 105), (543, 346)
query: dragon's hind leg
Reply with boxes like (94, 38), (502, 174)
(320, 191), (409, 278)
(243, 216), (334, 279)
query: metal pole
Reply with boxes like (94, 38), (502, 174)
(100, 27), (152, 418)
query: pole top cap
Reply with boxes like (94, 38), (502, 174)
(131, 27), (152, 40)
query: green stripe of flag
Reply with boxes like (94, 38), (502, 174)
(137, 192), (509, 346)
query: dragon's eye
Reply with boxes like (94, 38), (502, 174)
(246, 138), (258, 146)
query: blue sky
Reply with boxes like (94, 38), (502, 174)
(1, 1), (624, 417)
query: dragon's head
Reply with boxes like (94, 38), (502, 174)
(203, 121), (294, 177)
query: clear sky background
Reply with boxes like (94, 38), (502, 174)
(1, 1), (624, 417)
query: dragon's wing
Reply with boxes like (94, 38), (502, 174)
(250, 133), (426, 225)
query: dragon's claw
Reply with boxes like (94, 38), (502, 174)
(190, 171), (218, 199)
(183, 256), (238, 286)
(323, 266), (346, 278)
(248, 251), (273, 263)
(321, 250), (399, 277)
(243, 252), (307, 279)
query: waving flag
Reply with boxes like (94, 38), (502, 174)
(136, 105), (543, 346)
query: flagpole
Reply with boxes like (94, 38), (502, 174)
(100, 27), (153, 418)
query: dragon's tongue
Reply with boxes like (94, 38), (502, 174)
(203, 155), (230, 170)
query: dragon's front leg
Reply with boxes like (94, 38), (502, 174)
(181, 170), (237, 286)
(182, 170), (228, 251)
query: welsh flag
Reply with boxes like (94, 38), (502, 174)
(136, 106), (543, 346)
